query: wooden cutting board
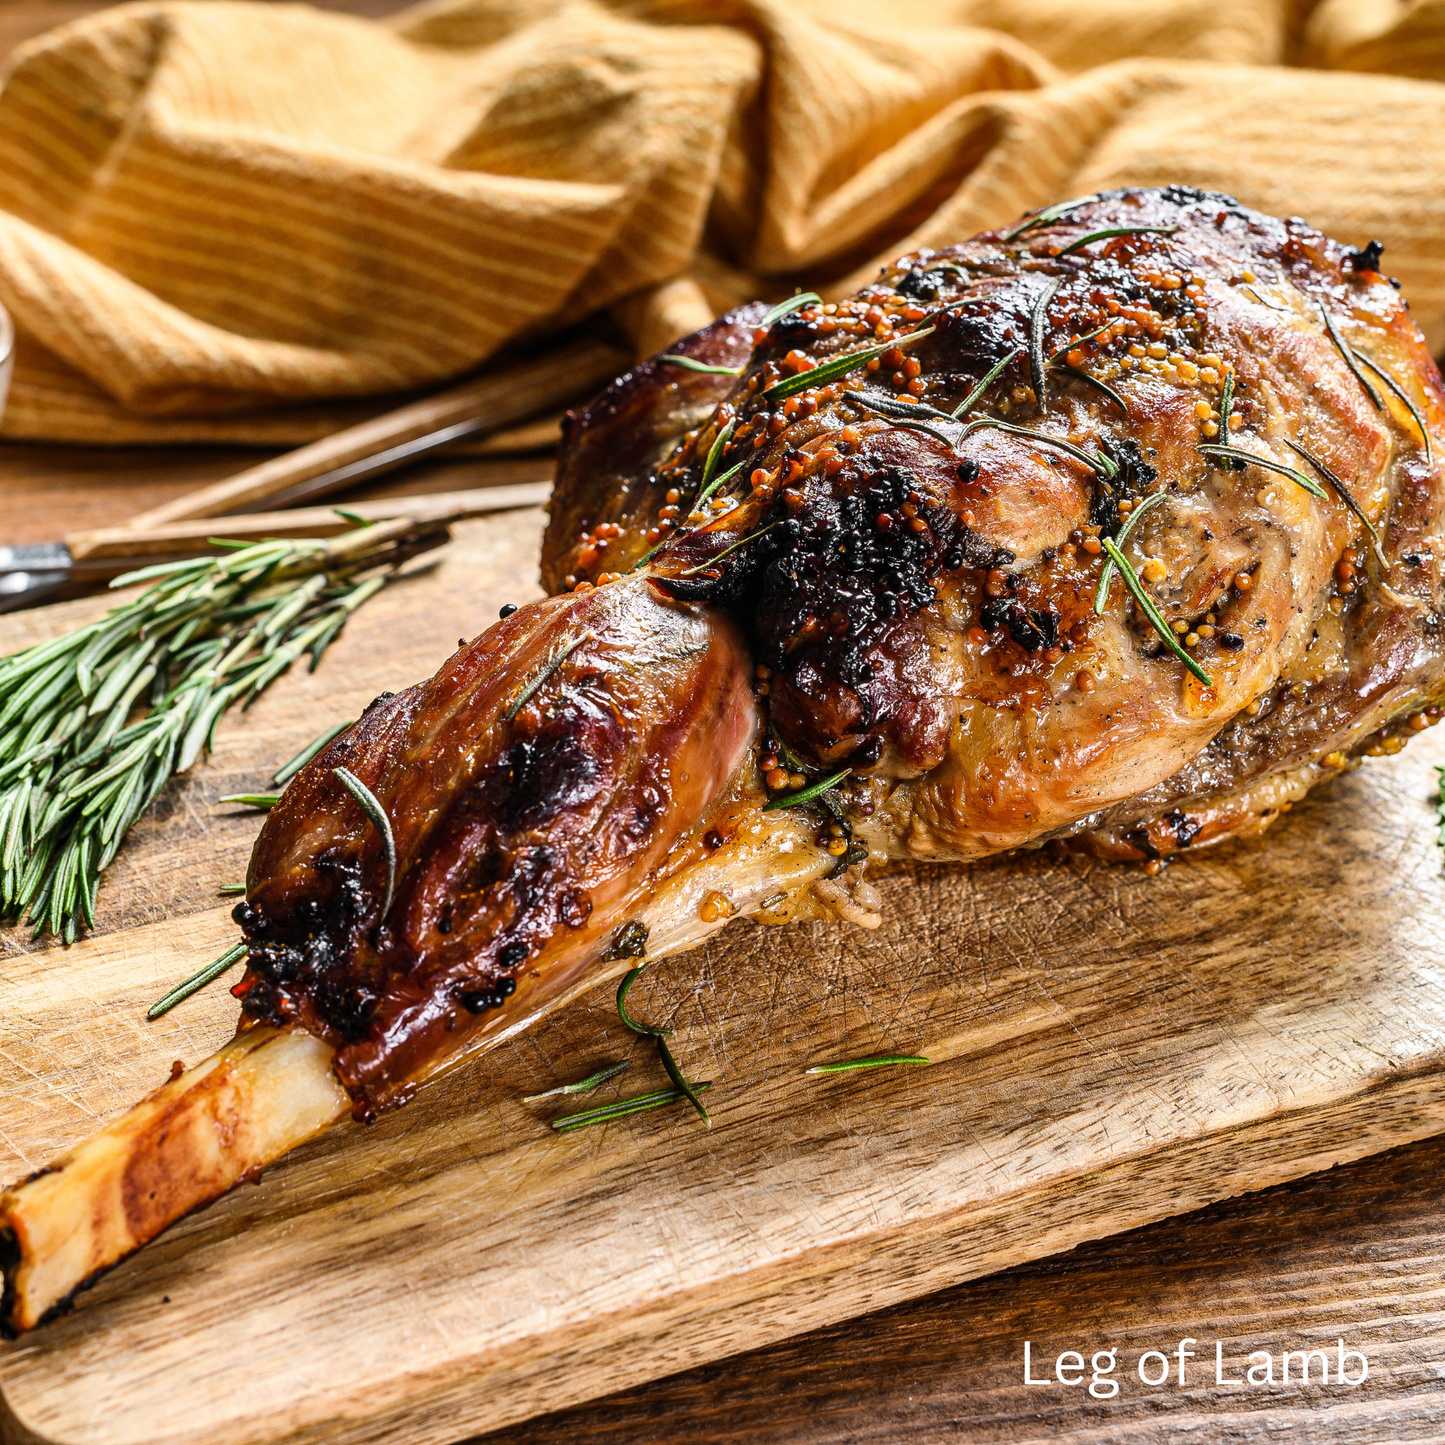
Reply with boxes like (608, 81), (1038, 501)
(5, 511), (1445, 1445)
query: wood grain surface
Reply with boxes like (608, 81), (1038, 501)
(480, 1131), (1445, 1445)
(4, 506), (1445, 1445)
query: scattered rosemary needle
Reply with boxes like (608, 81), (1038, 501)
(1047, 321), (1113, 364)
(1354, 353), (1433, 463)
(273, 718), (353, 785)
(1282, 440), (1388, 567)
(1001, 194), (1095, 241)
(522, 1059), (631, 1102)
(332, 766), (396, 919)
(659, 355), (746, 376)
(1436, 765), (1445, 851)
(148, 941), (247, 1020)
(218, 882), (246, 895)
(1100, 538), (1213, 687)
(1094, 491), (1171, 613)
(758, 291), (823, 328)
(1319, 302), (1383, 410)
(675, 523), (778, 578)
(805, 1054), (930, 1075)
(1218, 367), (1235, 453)
(951, 347), (1021, 418)
(615, 960), (709, 1124)
(0, 521), (432, 943)
(218, 792), (280, 811)
(762, 767), (850, 812)
(505, 631), (592, 720)
(1197, 444), (1327, 500)
(1057, 225), (1179, 256)
(1028, 276), (1060, 408)
(957, 417), (1117, 479)
(1058, 364), (1129, 415)
(1238, 284), (1288, 312)
(762, 326), (935, 405)
(551, 1082), (713, 1133)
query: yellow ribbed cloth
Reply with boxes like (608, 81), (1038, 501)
(1, 0), (1443, 443)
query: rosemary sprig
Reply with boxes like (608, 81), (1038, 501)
(218, 792), (280, 811)
(1100, 537), (1213, 687)
(1354, 353), (1432, 463)
(1002, 195), (1095, 241)
(0, 522), (429, 943)
(951, 348), (1021, 417)
(1058, 364), (1129, 415)
(957, 417), (1117, 478)
(505, 631), (592, 720)
(762, 326), (935, 405)
(274, 719), (352, 785)
(1058, 225), (1179, 256)
(1319, 303), (1383, 410)
(148, 941), (247, 1020)
(1197, 444), (1328, 500)
(762, 768), (850, 812)
(1093, 491), (1171, 613)
(1029, 277), (1060, 408)
(333, 766), (396, 920)
(759, 291), (823, 328)
(551, 1081), (712, 1133)
(805, 1054), (930, 1074)
(523, 1058), (631, 1102)
(660, 355), (745, 376)
(1283, 440), (1388, 567)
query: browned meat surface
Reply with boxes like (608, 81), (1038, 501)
(237, 184), (1445, 1115)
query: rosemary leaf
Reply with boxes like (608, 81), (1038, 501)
(1354, 353), (1433, 463)
(505, 632), (592, 721)
(848, 393), (955, 425)
(1093, 491), (1172, 614)
(656, 1035), (710, 1125)
(951, 347), (1021, 418)
(762, 326), (935, 405)
(759, 291), (823, 328)
(1057, 225), (1179, 256)
(1436, 765), (1445, 850)
(762, 768), (850, 812)
(1319, 303), (1383, 410)
(522, 1059), (631, 1102)
(1028, 276), (1060, 408)
(1047, 321), (1115, 364)
(1058, 364), (1129, 415)
(1282, 440), (1388, 567)
(218, 793), (281, 811)
(551, 1081), (713, 1133)
(616, 963), (672, 1038)
(1198, 444), (1328, 500)
(1001, 195), (1095, 241)
(273, 718), (353, 785)
(660, 355), (745, 376)
(699, 418), (736, 494)
(218, 882), (247, 895)
(333, 766), (397, 920)
(804, 1054), (930, 1074)
(148, 941), (247, 1020)
(1238, 284), (1288, 312)
(1218, 367), (1235, 454)
(1100, 538), (1213, 687)
(675, 523), (777, 578)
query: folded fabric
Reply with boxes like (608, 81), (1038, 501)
(0, 0), (1440, 443)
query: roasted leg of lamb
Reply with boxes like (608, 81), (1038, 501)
(6, 186), (1444, 1332)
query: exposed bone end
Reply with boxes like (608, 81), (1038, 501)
(1, 1024), (346, 1334)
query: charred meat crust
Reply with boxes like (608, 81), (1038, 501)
(238, 580), (757, 1116)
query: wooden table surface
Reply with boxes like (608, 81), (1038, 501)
(4, 5), (1445, 1441)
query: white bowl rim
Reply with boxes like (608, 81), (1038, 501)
(0, 302), (12, 368)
